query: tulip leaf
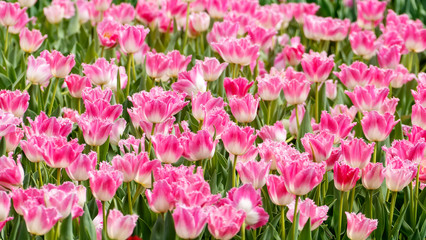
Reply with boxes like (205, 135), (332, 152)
(299, 218), (312, 240)
(390, 202), (409, 238)
(296, 103), (313, 150)
(79, 205), (97, 240)
(59, 214), (73, 240)
(150, 211), (175, 240)
(99, 137), (110, 162)
(0, 136), (5, 156)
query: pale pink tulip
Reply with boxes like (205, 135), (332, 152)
(196, 57), (228, 82)
(119, 25), (150, 54)
(301, 50), (335, 83)
(362, 162), (384, 190)
(89, 162), (124, 202)
(287, 198), (329, 230)
(0, 153), (24, 191)
(345, 212), (378, 240)
(361, 111), (399, 142)
(66, 151), (97, 182)
(221, 125), (257, 156)
(107, 209), (138, 240)
(207, 205), (245, 240)
(22, 205), (61, 235)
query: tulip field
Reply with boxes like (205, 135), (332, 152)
(1, 0), (426, 239)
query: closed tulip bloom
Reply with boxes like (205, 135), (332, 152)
(145, 52), (171, 81)
(19, 28), (47, 53)
(43, 182), (78, 219)
(402, 22), (426, 53)
(192, 91), (226, 121)
(145, 180), (175, 213)
(107, 209), (138, 240)
(282, 68), (311, 105)
(412, 104), (426, 130)
(189, 12), (210, 37)
(43, 50), (75, 78)
(134, 153), (161, 188)
(0, 153), (24, 191)
(361, 111), (399, 142)
(196, 57), (228, 82)
(97, 19), (121, 48)
(20, 135), (46, 163)
(377, 45), (401, 69)
(89, 162), (124, 202)
(152, 134), (183, 164)
(105, 3), (135, 24)
(207, 205), (245, 240)
(246, 25), (277, 52)
(4, 127), (24, 153)
(266, 175), (295, 206)
(341, 138), (374, 169)
(24, 111), (72, 138)
(64, 74), (91, 98)
(172, 66), (207, 97)
(119, 25), (150, 54)
(362, 162), (384, 190)
(202, 108), (231, 139)
(180, 130), (217, 161)
(223, 77), (254, 98)
(345, 212), (378, 240)
(301, 51), (335, 83)
(78, 116), (113, 146)
(22, 205), (61, 236)
(42, 137), (84, 169)
(206, 20), (239, 45)
(390, 65), (415, 89)
(301, 131), (334, 163)
(236, 160), (270, 189)
(222, 125), (257, 156)
(257, 75), (284, 101)
(277, 155), (325, 196)
(287, 198), (329, 231)
(330, 104), (358, 121)
(229, 94), (259, 123)
(0, 90), (29, 118)
(112, 152), (144, 182)
(173, 205), (208, 240)
(211, 37), (259, 67)
(135, 1), (158, 26)
(26, 56), (52, 87)
(0, 191), (10, 221)
(82, 58), (119, 87)
(349, 29), (377, 60)
(167, 50), (192, 78)
(66, 151), (97, 182)
(318, 112), (356, 144)
(18, 0), (37, 7)
(356, 0), (386, 29)
(334, 161), (361, 192)
(258, 121), (287, 142)
(0, 2), (27, 27)
(325, 80), (337, 100)
(345, 85), (389, 112)
(384, 157), (417, 192)
(333, 62), (372, 90)
(93, 0), (112, 11)
(282, 37), (305, 66)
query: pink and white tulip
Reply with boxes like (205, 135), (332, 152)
(107, 209), (138, 240)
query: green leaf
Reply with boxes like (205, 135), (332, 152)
(390, 202), (409, 238)
(150, 212), (175, 240)
(299, 218), (312, 240)
(296, 103), (313, 150)
(99, 137), (110, 162)
(59, 214), (73, 240)
(79, 205), (97, 240)
(0, 136), (6, 156)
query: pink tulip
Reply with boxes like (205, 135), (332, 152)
(356, 0), (387, 29)
(290, 2), (319, 24)
(402, 22), (426, 53)
(345, 85), (389, 112)
(97, 19), (121, 48)
(362, 162), (385, 190)
(246, 25), (277, 52)
(107, 209), (138, 240)
(303, 15), (350, 41)
(22, 205), (61, 235)
(19, 28), (47, 53)
(222, 184), (268, 229)
(82, 58), (119, 87)
(383, 139), (425, 164)
(42, 50), (75, 78)
(4, 127), (23, 153)
(89, 162), (124, 202)
(277, 155), (325, 195)
(134, 153), (161, 188)
(330, 104), (358, 121)
(257, 75), (284, 101)
(361, 111), (399, 142)
(211, 37), (259, 67)
(412, 103), (426, 129)
(266, 175), (295, 206)
(413, 87), (426, 108)
(301, 50), (335, 83)
(341, 138), (374, 169)
(166, 50), (192, 79)
(66, 151), (97, 182)
(377, 45), (401, 69)
(287, 198), (329, 230)
(206, 20), (239, 45)
(0, 2), (27, 27)
(301, 131), (334, 163)
(192, 91), (226, 121)
(173, 205), (208, 240)
(205, 0), (228, 19)
(172, 66), (207, 97)
(145, 52), (171, 81)
(145, 180), (175, 213)
(196, 57), (228, 82)
(390, 65), (415, 88)
(42, 137), (84, 169)
(318, 112), (356, 144)
(180, 130), (217, 161)
(202, 108), (231, 139)
(151, 134), (182, 164)
(93, 0), (112, 11)
(345, 212), (378, 240)
(75, 0), (94, 24)
(325, 80), (337, 100)
(334, 161), (360, 192)
(207, 205), (246, 240)
(228, 94), (259, 123)
(236, 160), (270, 189)
(0, 153), (24, 191)
(52, 0), (75, 19)
(0, 90), (29, 118)
(258, 121), (287, 142)
(0, 110), (20, 138)
(11, 188), (44, 216)
(334, 62), (372, 90)
(282, 68), (311, 105)
(112, 152), (144, 182)
(65, 74), (92, 98)
(119, 25), (150, 54)
(20, 136), (46, 163)
(368, 66), (395, 88)
(223, 77), (254, 98)
(0, 191), (10, 221)
(78, 116), (113, 146)
(7, 10), (32, 34)
(135, 1), (158, 26)
(138, 117), (175, 140)
(222, 125), (257, 156)
(82, 86), (114, 103)
(24, 111), (72, 138)
(26, 55), (52, 87)
(188, 12), (210, 37)
(384, 157), (417, 192)
(104, 3), (135, 24)
(109, 118), (127, 146)
(43, 182), (78, 219)
(349, 29), (378, 60)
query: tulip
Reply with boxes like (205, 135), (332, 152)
(318, 112), (356, 144)
(211, 37), (260, 67)
(104, 3), (135, 24)
(26, 56), (52, 87)
(4, 127), (24, 153)
(22, 205), (61, 236)
(172, 66), (207, 97)
(0, 191), (10, 221)
(223, 77), (254, 98)
(109, 119), (127, 146)
(383, 140), (425, 165)
(301, 131), (334, 163)
(246, 25), (277, 52)
(330, 104), (358, 121)
(145, 180), (175, 213)
(43, 50), (75, 78)
(0, 90), (29, 118)
(383, 157), (417, 192)
(207, 205), (246, 240)
(196, 57), (228, 82)
(325, 80), (337, 100)
(145, 52), (171, 81)
(78, 116), (113, 146)
(377, 45), (401, 69)
(0, 153), (24, 191)
(135, 1), (158, 26)
(172, 205), (208, 240)
(390, 65), (415, 89)
(236, 160), (270, 189)
(258, 121), (287, 142)
(134, 153), (161, 188)
(341, 138), (374, 169)
(167, 50), (192, 79)
(42, 137), (84, 169)
(402, 22), (426, 53)
(356, 0), (387, 29)
(289, 105), (306, 137)
(18, 0), (37, 8)
(24, 111), (72, 138)
(118, 135), (143, 153)
(291, 3), (320, 24)
(119, 25), (150, 54)
(43, 182), (78, 219)
(64, 74), (92, 98)
(206, 21), (239, 45)
(228, 94), (259, 123)
(334, 161), (361, 192)
(106, 209), (138, 240)
(205, 0), (228, 19)
(301, 50), (335, 83)
(191, 91), (226, 121)
(361, 111), (399, 142)
(345, 212), (378, 240)
(112, 152), (143, 182)
(266, 175), (295, 206)
(97, 19), (121, 48)
(349, 29), (377, 60)
(257, 75), (284, 101)
(287, 198), (329, 231)
(0, 2), (27, 27)
(180, 130), (217, 162)
(362, 162), (384, 190)
(345, 85), (389, 112)
(152, 134), (183, 164)
(222, 125), (257, 156)
(282, 69), (311, 105)
(188, 12), (211, 37)
(20, 136), (46, 163)
(89, 162), (124, 202)
(19, 28), (47, 53)
(333, 62), (372, 90)
(83, 98), (122, 123)
(202, 108), (231, 139)
(93, 0), (112, 12)
(65, 152), (97, 182)
(82, 58), (121, 87)
(412, 104), (426, 130)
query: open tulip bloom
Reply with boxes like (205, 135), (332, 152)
(1, 0), (426, 239)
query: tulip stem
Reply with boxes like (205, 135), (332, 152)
(295, 104), (300, 134)
(407, 52), (414, 73)
(368, 190), (373, 218)
(132, 184), (145, 206)
(127, 182), (133, 214)
(315, 82), (319, 122)
(57, 168), (61, 185)
(77, 98), (81, 114)
(372, 142), (377, 163)
(389, 191), (397, 234)
(96, 145), (101, 166)
(348, 187), (355, 212)
(102, 201), (107, 238)
(183, 2), (190, 51)
(232, 155), (238, 188)
(48, 77), (59, 116)
(413, 164), (420, 224)
(241, 221), (246, 240)
(24, 83), (32, 92)
(100, 46), (105, 58)
(291, 195), (299, 240)
(147, 123), (156, 157)
(125, 54), (133, 97)
(131, 53), (137, 85)
(281, 206), (286, 240)
(337, 191), (344, 240)
(4, 27), (8, 54)
(37, 162), (43, 187)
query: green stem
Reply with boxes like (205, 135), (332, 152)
(372, 142), (377, 163)
(100, 46), (105, 58)
(348, 187), (355, 212)
(24, 83), (32, 91)
(77, 98), (81, 114)
(102, 201), (107, 238)
(291, 195), (300, 240)
(147, 123), (156, 156)
(266, 101), (272, 125)
(232, 155), (238, 188)
(183, 2), (190, 50)
(131, 53), (136, 86)
(132, 184), (145, 206)
(232, 63), (239, 79)
(241, 221), (246, 240)
(4, 27), (8, 54)
(125, 54), (133, 97)
(37, 162), (43, 187)
(413, 164), (420, 224)
(369, 190), (373, 218)
(281, 206), (286, 240)
(337, 191), (344, 240)
(295, 104), (300, 134)
(96, 145), (100, 166)
(407, 52), (414, 73)
(315, 181), (321, 205)
(47, 77), (59, 116)
(315, 82), (319, 122)
(56, 168), (61, 185)
(389, 85), (392, 98)
(389, 191), (397, 234)
(127, 182), (133, 214)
